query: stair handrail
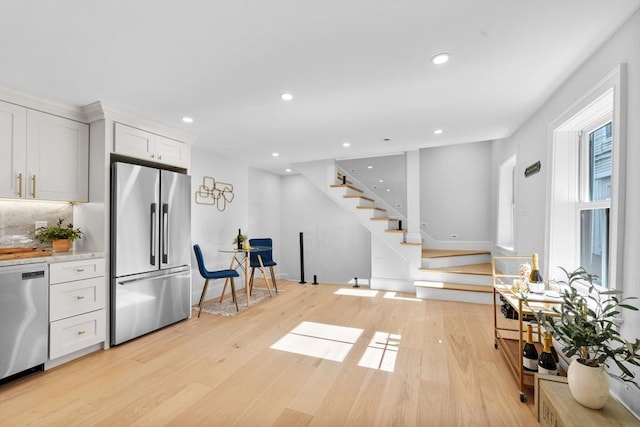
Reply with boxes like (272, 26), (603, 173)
(335, 167), (407, 224)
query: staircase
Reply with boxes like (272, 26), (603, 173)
(295, 159), (493, 303)
(415, 249), (494, 304)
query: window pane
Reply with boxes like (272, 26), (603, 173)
(580, 208), (609, 285)
(589, 123), (612, 201)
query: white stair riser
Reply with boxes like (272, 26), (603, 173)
(415, 287), (494, 304)
(421, 254), (491, 269)
(344, 197), (375, 207)
(417, 270), (492, 285)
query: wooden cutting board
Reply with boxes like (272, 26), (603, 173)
(0, 247), (52, 260)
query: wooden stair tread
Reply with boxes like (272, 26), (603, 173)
(420, 262), (494, 276)
(385, 229), (405, 233)
(421, 249), (490, 259)
(330, 183), (363, 193)
(370, 217), (398, 221)
(356, 206), (386, 211)
(415, 281), (493, 294)
(401, 241), (422, 246)
(343, 195), (375, 202)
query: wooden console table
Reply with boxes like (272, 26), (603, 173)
(536, 375), (640, 426)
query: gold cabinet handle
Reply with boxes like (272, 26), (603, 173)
(17, 173), (23, 197)
(31, 175), (36, 198)
(75, 295), (85, 300)
(76, 268), (85, 272)
(77, 330), (86, 335)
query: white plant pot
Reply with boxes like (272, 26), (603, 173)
(567, 359), (610, 409)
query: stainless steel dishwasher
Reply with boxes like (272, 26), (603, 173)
(0, 262), (48, 382)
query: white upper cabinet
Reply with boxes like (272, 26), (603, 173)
(26, 110), (89, 202)
(114, 122), (190, 169)
(0, 101), (88, 202)
(0, 100), (27, 198)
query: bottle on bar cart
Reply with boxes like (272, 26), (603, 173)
(523, 323), (539, 372)
(529, 253), (544, 294)
(538, 332), (558, 375)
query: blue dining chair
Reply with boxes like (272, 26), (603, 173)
(193, 244), (240, 317)
(248, 238), (278, 294)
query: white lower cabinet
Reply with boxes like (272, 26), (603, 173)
(49, 310), (105, 360)
(49, 258), (106, 360)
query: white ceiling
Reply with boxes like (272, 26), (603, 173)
(1, 0), (638, 175)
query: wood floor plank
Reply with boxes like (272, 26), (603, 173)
(270, 408), (313, 427)
(0, 280), (539, 426)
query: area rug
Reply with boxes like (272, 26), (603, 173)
(195, 287), (278, 316)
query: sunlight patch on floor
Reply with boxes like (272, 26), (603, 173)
(383, 291), (421, 302)
(334, 288), (379, 297)
(357, 331), (401, 372)
(270, 321), (364, 362)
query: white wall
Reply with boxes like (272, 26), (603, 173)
(280, 173), (371, 284)
(190, 145), (249, 303)
(492, 10), (640, 415)
(420, 141), (492, 243)
(248, 167), (282, 272)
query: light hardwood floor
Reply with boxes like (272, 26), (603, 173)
(0, 281), (539, 426)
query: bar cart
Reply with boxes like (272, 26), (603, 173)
(491, 255), (564, 402)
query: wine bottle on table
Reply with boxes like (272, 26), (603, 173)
(529, 253), (544, 294)
(237, 228), (242, 250)
(523, 324), (539, 372)
(538, 333), (558, 375)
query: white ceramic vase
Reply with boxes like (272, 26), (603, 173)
(567, 359), (610, 409)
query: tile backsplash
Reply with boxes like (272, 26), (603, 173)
(0, 201), (73, 248)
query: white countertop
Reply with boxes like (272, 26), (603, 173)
(0, 250), (105, 267)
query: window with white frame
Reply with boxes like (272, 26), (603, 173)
(497, 153), (516, 251)
(548, 67), (624, 291)
(578, 121), (611, 285)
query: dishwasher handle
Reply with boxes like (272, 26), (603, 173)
(22, 270), (45, 280)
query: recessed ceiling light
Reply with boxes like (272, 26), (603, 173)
(378, 179), (384, 183)
(367, 165), (373, 169)
(272, 152), (279, 157)
(182, 116), (194, 123)
(386, 189), (391, 192)
(343, 142), (351, 148)
(431, 53), (450, 65)
(285, 168), (292, 173)
(434, 129), (444, 135)
(281, 93), (293, 101)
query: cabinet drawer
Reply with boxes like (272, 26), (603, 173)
(50, 277), (106, 321)
(50, 258), (105, 284)
(49, 309), (105, 359)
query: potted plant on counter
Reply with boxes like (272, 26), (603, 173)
(35, 218), (83, 252)
(536, 267), (640, 409)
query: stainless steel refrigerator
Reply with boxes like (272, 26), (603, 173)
(111, 162), (191, 345)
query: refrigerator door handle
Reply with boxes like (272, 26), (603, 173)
(150, 203), (157, 265)
(161, 203), (169, 264)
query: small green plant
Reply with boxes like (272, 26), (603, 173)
(536, 267), (640, 387)
(35, 218), (83, 243)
